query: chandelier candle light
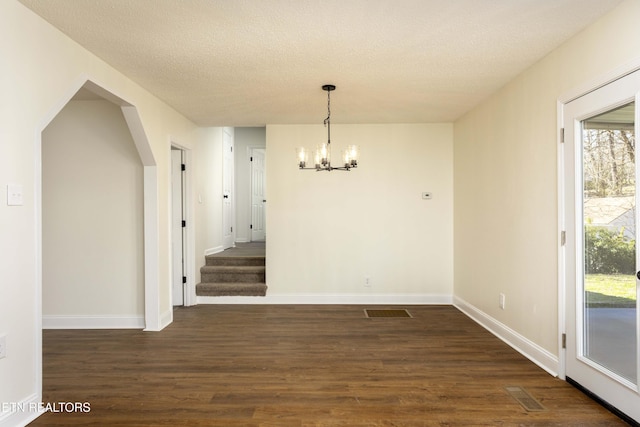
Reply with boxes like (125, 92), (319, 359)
(297, 85), (359, 171)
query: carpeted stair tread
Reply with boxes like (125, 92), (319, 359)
(205, 256), (265, 267)
(200, 265), (265, 273)
(196, 282), (267, 297)
(200, 265), (265, 283)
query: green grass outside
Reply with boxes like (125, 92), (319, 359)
(585, 274), (636, 307)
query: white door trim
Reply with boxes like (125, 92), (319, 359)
(222, 127), (235, 249)
(558, 57), (640, 380)
(170, 141), (196, 307)
(559, 67), (640, 422)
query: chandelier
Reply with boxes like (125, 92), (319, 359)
(297, 85), (359, 171)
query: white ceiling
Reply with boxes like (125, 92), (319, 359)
(19, 0), (622, 126)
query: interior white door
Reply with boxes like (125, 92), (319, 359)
(171, 148), (184, 306)
(222, 128), (235, 249)
(251, 149), (266, 241)
(563, 69), (640, 422)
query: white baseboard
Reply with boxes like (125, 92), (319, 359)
(42, 315), (145, 329)
(453, 296), (559, 376)
(197, 293), (453, 305)
(0, 393), (42, 427)
(234, 238), (249, 243)
(204, 246), (224, 256)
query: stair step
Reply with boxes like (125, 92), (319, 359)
(200, 265), (265, 283)
(196, 282), (267, 297)
(205, 256), (265, 267)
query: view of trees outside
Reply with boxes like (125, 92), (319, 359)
(583, 103), (636, 304)
(584, 128), (635, 199)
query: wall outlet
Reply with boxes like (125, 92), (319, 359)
(364, 277), (371, 287)
(0, 335), (6, 359)
(499, 293), (506, 310)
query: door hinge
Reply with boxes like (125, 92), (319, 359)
(231, 226), (233, 232)
(182, 276), (187, 284)
(561, 230), (566, 246)
(250, 224), (253, 229)
(560, 128), (565, 143)
(562, 333), (566, 349)
(182, 220), (186, 228)
(250, 156), (253, 161)
(181, 163), (186, 171)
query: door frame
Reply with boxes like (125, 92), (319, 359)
(171, 146), (186, 306)
(222, 127), (235, 249)
(558, 58), (640, 381)
(558, 63), (640, 427)
(170, 140), (196, 307)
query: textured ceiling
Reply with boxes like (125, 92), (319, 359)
(19, 0), (623, 126)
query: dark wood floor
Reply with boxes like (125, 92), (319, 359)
(30, 305), (625, 426)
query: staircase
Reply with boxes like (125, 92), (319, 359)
(196, 244), (267, 297)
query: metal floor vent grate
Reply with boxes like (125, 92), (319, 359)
(505, 386), (546, 412)
(364, 309), (412, 318)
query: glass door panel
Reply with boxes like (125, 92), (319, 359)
(582, 102), (637, 384)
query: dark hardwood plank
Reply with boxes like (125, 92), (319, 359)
(29, 305), (626, 426)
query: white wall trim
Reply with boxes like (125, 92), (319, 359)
(557, 99), (567, 379)
(160, 308), (173, 330)
(42, 315), (145, 329)
(0, 393), (42, 427)
(204, 246), (225, 256)
(197, 294), (453, 305)
(559, 56), (640, 103)
(235, 238), (250, 243)
(142, 166), (161, 331)
(453, 296), (559, 376)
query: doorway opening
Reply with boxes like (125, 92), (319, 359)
(42, 86), (144, 327)
(37, 79), (161, 331)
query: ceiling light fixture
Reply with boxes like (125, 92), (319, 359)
(297, 85), (359, 171)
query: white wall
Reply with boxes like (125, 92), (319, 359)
(42, 100), (144, 325)
(234, 127), (266, 242)
(194, 127), (224, 282)
(0, 1), (200, 424)
(266, 124), (453, 302)
(453, 0), (640, 371)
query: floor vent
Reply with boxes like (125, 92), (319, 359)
(364, 309), (412, 318)
(505, 386), (546, 412)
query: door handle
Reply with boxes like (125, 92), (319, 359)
(223, 195), (229, 199)
(637, 271), (640, 280)
(263, 200), (267, 203)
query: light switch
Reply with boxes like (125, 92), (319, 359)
(7, 184), (24, 206)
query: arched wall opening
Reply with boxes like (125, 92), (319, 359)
(37, 79), (160, 331)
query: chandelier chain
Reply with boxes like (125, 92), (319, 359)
(324, 90), (331, 128)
